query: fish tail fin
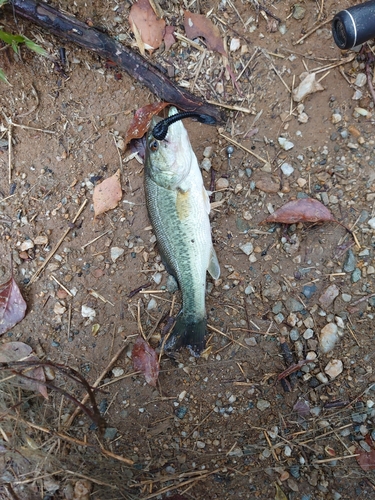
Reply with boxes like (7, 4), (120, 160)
(164, 314), (206, 356)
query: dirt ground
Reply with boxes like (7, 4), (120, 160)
(2, 0), (375, 498)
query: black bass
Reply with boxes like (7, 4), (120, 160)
(144, 107), (220, 354)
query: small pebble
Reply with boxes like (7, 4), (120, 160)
(216, 177), (229, 190)
(319, 284), (339, 308)
(257, 399), (270, 411)
(112, 367), (124, 377)
(239, 242), (254, 256)
(319, 322), (339, 353)
(303, 328), (314, 340)
(104, 427), (118, 440)
(324, 359), (343, 379)
(111, 247), (125, 263)
(351, 268), (361, 283)
(355, 73), (367, 87)
(278, 137), (294, 151)
(281, 162), (294, 176)
(201, 158), (211, 172)
(196, 441), (206, 449)
(343, 249), (356, 272)
(81, 305), (96, 320)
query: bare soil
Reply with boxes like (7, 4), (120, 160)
(1, 0), (375, 499)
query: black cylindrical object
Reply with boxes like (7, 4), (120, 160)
(332, 0), (375, 49)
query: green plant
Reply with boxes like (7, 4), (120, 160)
(0, 16), (49, 84)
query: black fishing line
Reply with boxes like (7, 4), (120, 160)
(152, 111), (216, 140)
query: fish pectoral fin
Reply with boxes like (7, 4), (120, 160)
(207, 246), (220, 280)
(203, 186), (210, 214)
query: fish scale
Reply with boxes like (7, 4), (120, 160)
(144, 107), (220, 354)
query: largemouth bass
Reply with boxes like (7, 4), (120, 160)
(144, 107), (220, 354)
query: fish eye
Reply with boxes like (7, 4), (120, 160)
(150, 140), (159, 152)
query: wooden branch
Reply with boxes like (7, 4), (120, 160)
(7, 0), (224, 122)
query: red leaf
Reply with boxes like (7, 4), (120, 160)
(293, 399), (310, 417)
(0, 342), (48, 399)
(129, 0), (166, 54)
(184, 11), (226, 56)
(356, 447), (375, 471)
(261, 198), (336, 225)
(0, 276), (27, 335)
(164, 25), (176, 51)
(125, 102), (169, 147)
(132, 335), (159, 386)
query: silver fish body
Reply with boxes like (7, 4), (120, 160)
(144, 107), (220, 354)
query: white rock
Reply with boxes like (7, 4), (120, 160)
(355, 73), (367, 87)
(34, 235), (49, 245)
(147, 298), (157, 310)
(230, 38), (241, 52)
(298, 112), (309, 123)
(303, 328), (314, 339)
(368, 217), (375, 229)
(20, 240), (34, 251)
(112, 367), (124, 377)
(316, 372), (329, 384)
(306, 351), (317, 361)
(81, 305), (96, 320)
(292, 72), (324, 102)
(324, 359), (343, 379)
(203, 146), (213, 158)
(331, 113), (342, 124)
(284, 445), (292, 457)
(239, 242), (253, 256)
(152, 272), (162, 284)
(245, 285), (254, 295)
(54, 302), (66, 315)
(352, 89), (363, 100)
(201, 158), (211, 172)
(335, 316), (345, 330)
(228, 394), (236, 403)
(319, 323), (339, 353)
(278, 137), (294, 151)
(281, 162), (294, 176)
(111, 247), (125, 263)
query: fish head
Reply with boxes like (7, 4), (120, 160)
(145, 107), (193, 189)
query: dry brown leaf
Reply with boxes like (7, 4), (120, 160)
(184, 11), (226, 56)
(261, 198), (336, 224)
(132, 335), (159, 386)
(164, 25), (176, 51)
(0, 341), (48, 399)
(0, 276), (27, 335)
(356, 447), (375, 471)
(125, 102), (169, 146)
(93, 170), (122, 218)
(129, 0), (166, 55)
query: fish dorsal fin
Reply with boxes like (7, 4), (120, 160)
(208, 246), (220, 280)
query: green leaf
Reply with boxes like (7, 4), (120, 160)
(0, 0), (8, 6)
(24, 38), (48, 57)
(0, 68), (10, 85)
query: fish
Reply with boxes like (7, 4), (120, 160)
(144, 106), (220, 355)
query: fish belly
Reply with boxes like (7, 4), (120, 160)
(145, 173), (212, 353)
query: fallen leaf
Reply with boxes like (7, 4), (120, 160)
(261, 198), (336, 225)
(184, 11), (226, 56)
(0, 276), (27, 335)
(93, 169), (122, 218)
(125, 102), (169, 146)
(274, 482), (288, 500)
(356, 447), (375, 471)
(129, 0), (166, 55)
(0, 341), (48, 398)
(132, 335), (159, 386)
(164, 25), (176, 51)
(293, 399), (310, 417)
